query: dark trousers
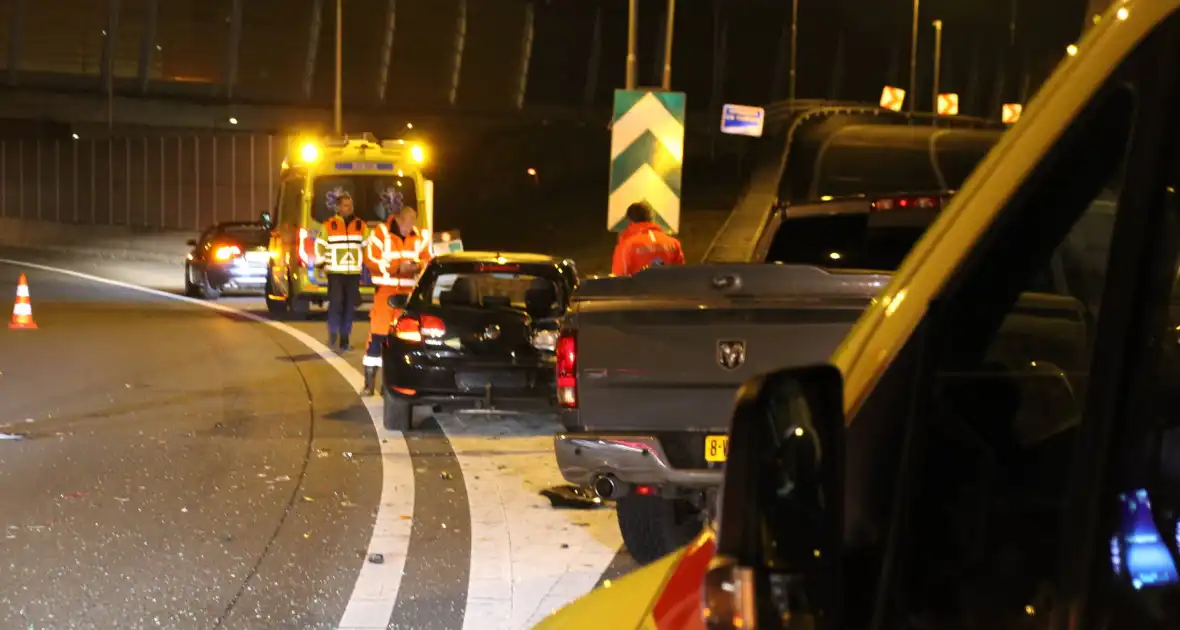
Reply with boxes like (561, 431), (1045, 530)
(326, 273), (361, 339)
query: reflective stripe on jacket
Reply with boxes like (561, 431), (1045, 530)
(364, 220), (432, 289)
(315, 215), (367, 274)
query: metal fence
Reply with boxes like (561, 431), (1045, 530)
(0, 134), (280, 231)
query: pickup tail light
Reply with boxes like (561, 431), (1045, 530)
(394, 313), (446, 343)
(298, 228), (315, 267)
(871, 195), (940, 211)
(556, 331), (577, 408)
(213, 245), (241, 261)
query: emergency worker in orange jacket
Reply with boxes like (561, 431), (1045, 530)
(611, 201), (685, 276)
(361, 203), (431, 396)
(315, 191), (367, 350)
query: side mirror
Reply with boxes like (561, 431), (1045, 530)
(186, 239), (197, 247)
(260, 211), (272, 227)
(705, 364), (845, 630)
(387, 294), (409, 309)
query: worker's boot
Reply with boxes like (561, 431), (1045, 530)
(361, 367), (378, 397)
(328, 332), (338, 349)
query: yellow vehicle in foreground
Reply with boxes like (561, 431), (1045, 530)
(539, 1), (1180, 627)
(264, 133), (437, 318)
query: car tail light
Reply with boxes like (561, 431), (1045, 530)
(213, 245), (241, 261)
(871, 195), (940, 211)
(298, 228), (315, 267)
(394, 313), (446, 343)
(556, 331), (577, 408)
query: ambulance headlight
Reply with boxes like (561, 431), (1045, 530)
(410, 144), (426, 164)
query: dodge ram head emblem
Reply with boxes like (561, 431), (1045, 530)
(717, 340), (746, 370)
(481, 324), (501, 341)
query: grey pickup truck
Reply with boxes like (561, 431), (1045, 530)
(554, 112), (1016, 564)
(556, 196), (941, 563)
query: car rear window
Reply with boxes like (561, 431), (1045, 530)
(217, 226), (269, 248)
(423, 269), (563, 318)
(766, 213), (929, 271)
(766, 211), (1061, 293)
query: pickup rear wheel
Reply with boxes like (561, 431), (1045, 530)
(616, 495), (705, 565)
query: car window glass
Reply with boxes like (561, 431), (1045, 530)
(426, 272), (559, 316)
(311, 175), (418, 224)
(904, 91), (1132, 630)
(765, 212), (932, 271)
(278, 178), (303, 224)
(217, 226), (269, 248)
(826, 76), (1144, 628)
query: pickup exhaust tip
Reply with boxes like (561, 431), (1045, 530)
(591, 474), (620, 499)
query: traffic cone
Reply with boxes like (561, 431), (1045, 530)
(9, 273), (37, 330)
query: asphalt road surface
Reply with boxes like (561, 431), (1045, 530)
(0, 250), (637, 630)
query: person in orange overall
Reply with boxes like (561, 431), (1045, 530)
(361, 203), (432, 396)
(611, 201), (685, 276)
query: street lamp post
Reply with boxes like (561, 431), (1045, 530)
(908, 0), (919, 113)
(931, 19), (943, 114)
(333, 0), (343, 135)
(788, 0), (798, 103)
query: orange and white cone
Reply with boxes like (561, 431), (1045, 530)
(9, 273), (37, 330)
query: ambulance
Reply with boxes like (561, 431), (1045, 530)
(263, 133), (460, 318)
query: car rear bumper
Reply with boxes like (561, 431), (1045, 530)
(384, 350), (556, 411)
(206, 263), (268, 292)
(554, 433), (723, 489)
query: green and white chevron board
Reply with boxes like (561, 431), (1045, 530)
(608, 89), (686, 234)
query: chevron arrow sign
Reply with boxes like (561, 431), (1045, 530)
(608, 90), (686, 234)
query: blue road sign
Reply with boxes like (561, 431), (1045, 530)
(720, 104), (765, 138)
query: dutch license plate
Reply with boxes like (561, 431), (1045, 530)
(704, 434), (728, 463)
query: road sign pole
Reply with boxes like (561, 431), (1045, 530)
(932, 20), (942, 117)
(908, 0), (919, 113)
(626, 0), (638, 90)
(660, 0), (675, 90)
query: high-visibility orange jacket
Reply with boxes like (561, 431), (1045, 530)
(364, 220), (432, 290)
(315, 215), (367, 274)
(611, 221), (685, 276)
(366, 220), (432, 336)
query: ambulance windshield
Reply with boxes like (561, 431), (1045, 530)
(312, 174), (419, 224)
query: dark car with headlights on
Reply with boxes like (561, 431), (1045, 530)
(184, 221), (272, 299)
(381, 252), (578, 431)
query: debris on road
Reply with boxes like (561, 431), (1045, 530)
(368, 553), (385, 564)
(540, 485), (607, 510)
(440, 471), (453, 480)
(0, 433), (24, 440)
(60, 491), (89, 500)
(316, 448), (331, 458)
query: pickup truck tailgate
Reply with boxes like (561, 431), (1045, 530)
(571, 265), (888, 432)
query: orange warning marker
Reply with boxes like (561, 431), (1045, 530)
(9, 273), (37, 330)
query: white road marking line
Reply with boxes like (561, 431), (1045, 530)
(0, 258), (413, 630)
(436, 414), (623, 630)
